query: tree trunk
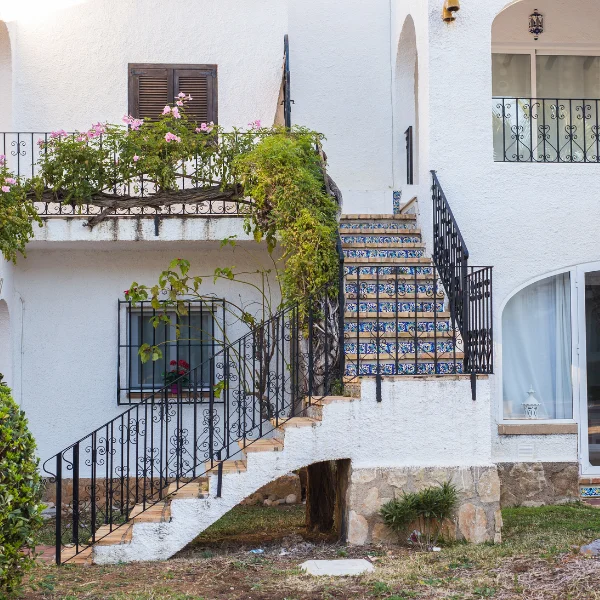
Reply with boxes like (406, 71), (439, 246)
(305, 461), (337, 533)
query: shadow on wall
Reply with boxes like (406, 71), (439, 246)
(0, 300), (11, 387)
(0, 21), (11, 131)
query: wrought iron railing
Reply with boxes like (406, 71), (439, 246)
(0, 131), (252, 217)
(283, 34), (292, 128)
(493, 97), (600, 163)
(431, 172), (493, 396)
(42, 277), (345, 564)
(405, 126), (414, 184)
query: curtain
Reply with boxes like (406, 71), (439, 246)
(503, 273), (573, 419)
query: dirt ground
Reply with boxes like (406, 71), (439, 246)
(24, 504), (600, 600)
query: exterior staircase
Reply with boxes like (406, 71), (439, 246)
(339, 213), (463, 377)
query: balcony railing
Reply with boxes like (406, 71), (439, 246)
(1, 132), (250, 217)
(493, 97), (600, 163)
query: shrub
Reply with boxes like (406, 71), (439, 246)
(0, 380), (43, 597)
(380, 482), (458, 551)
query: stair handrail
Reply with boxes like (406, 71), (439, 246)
(430, 171), (494, 397)
(42, 270), (346, 564)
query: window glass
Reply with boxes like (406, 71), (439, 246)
(492, 53), (532, 97)
(502, 273), (573, 419)
(537, 55), (600, 99)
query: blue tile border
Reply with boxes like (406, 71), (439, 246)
(581, 486), (600, 498)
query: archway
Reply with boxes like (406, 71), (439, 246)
(0, 21), (11, 131)
(394, 15), (419, 189)
(0, 300), (12, 387)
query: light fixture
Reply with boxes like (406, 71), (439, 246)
(529, 9), (544, 41)
(442, 1), (456, 22)
(522, 386), (541, 419)
(446, 0), (461, 11)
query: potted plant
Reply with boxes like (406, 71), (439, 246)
(163, 359), (190, 394)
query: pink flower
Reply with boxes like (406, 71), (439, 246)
(196, 121), (214, 134)
(50, 129), (68, 139)
(5, 177), (16, 184)
(36, 139), (45, 147)
(164, 132), (181, 142)
(0, 155), (5, 166)
(123, 115), (143, 130)
(171, 106), (181, 119)
(162, 105), (171, 115)
(1, 186), (9, 193)
(249, 120), (262, 130)
(178, 92), (186, 98)
(133, 155), (140, 162)
(176, 100), (183, 106)
(76, 134), (87, 142)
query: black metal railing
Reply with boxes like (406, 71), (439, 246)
(117, 299), (227, 405)
(493, 97), (600, 163)
(405, 126), (414, 184)
(42, 277), (344, 564)
(0, 131), (253, 217)
(431, 172), (493, 396)
(283, 34), (292, 128)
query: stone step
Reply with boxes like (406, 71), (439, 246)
(345, 362), (464, 376)
(131, 502), (171, 524)
(204, 459), (247, 474)
(344, 266), (435, 277)
(270, 416), (320, 430)
(340, 213), (416, 221)
(60, 545), (94, 565)
(238, 438), (284, 453)
(344, 321), (452, 334)
(92, 523), (133, 546)
(344, 340), (459, 355)
(340, 235), (422, 245)
(339, 223), (419, 233)
(303, 395), (355, 407)
(168, 480), (209, 499)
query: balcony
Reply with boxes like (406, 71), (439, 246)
(0, 132), (250, 220)
(493, 98), (600, 163)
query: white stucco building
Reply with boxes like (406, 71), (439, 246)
(0, 0), (598, 563)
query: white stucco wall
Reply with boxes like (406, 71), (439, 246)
(0, 20), (11, 131)
(12, 243), (277, 461)
(95, 376), (493, 563)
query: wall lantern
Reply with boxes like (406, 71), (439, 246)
(522, 386), (541, 419)
(529, 9), (544, 41)
(442, 0), (460, 21)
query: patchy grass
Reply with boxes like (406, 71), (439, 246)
(26, 504), (600, 599)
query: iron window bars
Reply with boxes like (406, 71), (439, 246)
(117, 299), (226, 405)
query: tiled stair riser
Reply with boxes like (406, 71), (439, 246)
(345, 266), (435, 277)
(343, 249), (425, 259)
(339, 222), (417, 231)
(345, 341), (456, 355)
(346, 301), (445, 313)
(346, 363), (464, 376)
(344, 321), (451, 334)
(581, 486), (600, 498)
(345, 282), (441, 296)
(341, 235), (422, 244)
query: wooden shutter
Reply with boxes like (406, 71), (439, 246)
(128, 66), (173, 120)
(129, 64), (218, 123)
(174, 67), (217, 124)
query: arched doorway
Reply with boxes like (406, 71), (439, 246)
(0, 21), (11, 131)
(395, 15), (419, 189)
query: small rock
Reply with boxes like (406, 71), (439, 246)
(44, 502), (55, 509)
(276, 498), (286, 505)
(300, 559), (374, 576)
(263, 499), (273, 507)
(581, 540), (600, 556)
(41, 507), (57, 520)
(285, 493), (297, 504)
(268, 494), (277, 502)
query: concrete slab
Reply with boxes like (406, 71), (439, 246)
(299, 559), (375, 576)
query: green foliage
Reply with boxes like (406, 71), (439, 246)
(0, 160), (41, 263)
(235, 129), (339, 302)
(0, 382), (43, 598)
(380, 482), (458, 551)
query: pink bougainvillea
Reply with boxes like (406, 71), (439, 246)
(0, 154), (6, 166)
(1, 186), (10, 193)
(196, 121), (214, 134)
(164, 132), (181, 143)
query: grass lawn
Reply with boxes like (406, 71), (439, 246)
(25, 503), (600, 600)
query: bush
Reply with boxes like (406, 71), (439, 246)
(380, 482), (458, 550)
(0, 380), (43, 597)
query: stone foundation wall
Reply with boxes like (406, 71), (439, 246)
(497, 462), (579, 507)
(345, 466), (502, 546)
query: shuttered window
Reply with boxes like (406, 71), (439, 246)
(128, 64), (218, 123)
